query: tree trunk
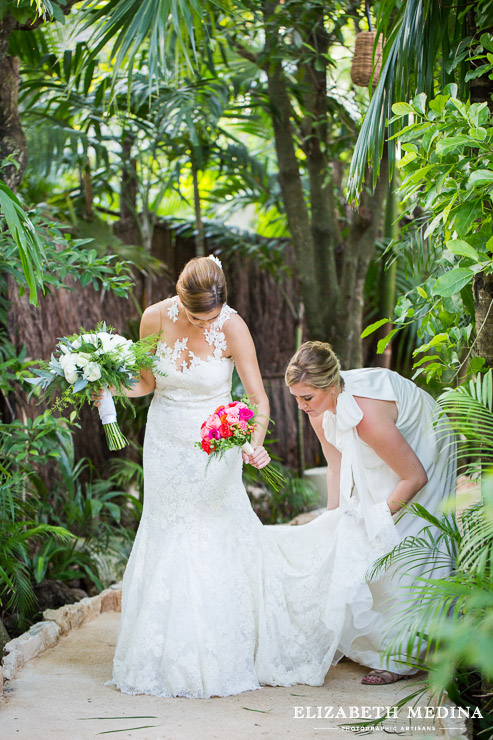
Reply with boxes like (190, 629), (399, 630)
(466, 6), (493, 371)
(120, 133), (138, 229)
(0, 16), (27, 190)
(263, 0), (324, 340)
(473, 272), (493, 370)
(335, 154), (389, 368)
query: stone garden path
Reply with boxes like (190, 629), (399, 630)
(0, 609), (465, 740)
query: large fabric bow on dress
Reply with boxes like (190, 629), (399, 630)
(323, 390), (392, 543)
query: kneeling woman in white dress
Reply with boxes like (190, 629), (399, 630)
(284, 341), (456, 685)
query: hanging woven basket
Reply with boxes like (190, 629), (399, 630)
(350, 31), (383, 88)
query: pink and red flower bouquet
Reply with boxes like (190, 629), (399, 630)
(196, 399), (286, 492)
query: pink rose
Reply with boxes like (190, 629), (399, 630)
(239, 407), (254, 420)
(208, 429), (221, 440)
(205, 414), (221, 430)
(238, 419), (248, 431)
(226, 412), (240, 425)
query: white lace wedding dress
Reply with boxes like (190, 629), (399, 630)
(105, 300), (398, 699)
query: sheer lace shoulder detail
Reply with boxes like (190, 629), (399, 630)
(167, 296), (179, 323)
(204, 304), (237, 360)
(154, 303), (237, 373)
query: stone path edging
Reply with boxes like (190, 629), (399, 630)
(0, 581), (122, 691)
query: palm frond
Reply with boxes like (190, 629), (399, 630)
(347, 0), (459, 199)
(80, 0), (225, 88)
(438, 370), (493, 471)
(0, 181), (45, 305)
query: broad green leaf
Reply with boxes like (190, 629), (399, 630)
(435, 136), (473, 156)
(431, 268), (474, 297)
(424, 212), (443, 239)
(377, 328), (400, 354)
(397, 151), (418, 168)
(465, 66), (491, 83)
(445, 239), (480, 262)
(412, 93), (427, 116)
(416, 286), (428, 299)
(480, 33), (493, 53)
(413, 333), (450, 354)
(428, 94), (449, 115)
(467, 169), (493, 189)
(361, 318), (389, 339)
(392, 102), (415, 116)
(468, 127), (487, 141)
(452, 202), (482, 236)
(443, 83), (458, 99)
(449, 98), (469, 121)
(469, 356), (486, 374)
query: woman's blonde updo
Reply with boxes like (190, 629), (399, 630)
(176, 256), (227, 314)
(285, 341), (342, 390)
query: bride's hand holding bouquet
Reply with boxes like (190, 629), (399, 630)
(196, 397), (286, 492)
(27, 322), (158, 450)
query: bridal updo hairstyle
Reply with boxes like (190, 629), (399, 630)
(176, 256), (227, 314)
(285, 341), (342, 390)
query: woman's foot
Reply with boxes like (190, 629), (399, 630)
(361, 669), (407, 685)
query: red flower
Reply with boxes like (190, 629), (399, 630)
(201, 438), (211, 454)
(220, 423), (233, 439)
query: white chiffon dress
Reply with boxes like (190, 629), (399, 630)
(105, 300), (451, 698)
(322, 368), (456, 674)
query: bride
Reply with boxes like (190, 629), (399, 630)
(103, 255), (397, 699)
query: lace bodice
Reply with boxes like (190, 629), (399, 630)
(152, 298), (237, 404)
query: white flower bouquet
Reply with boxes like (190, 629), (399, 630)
(27, 323), (158, 450)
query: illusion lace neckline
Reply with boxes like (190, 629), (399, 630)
(157, 299), (236, 374)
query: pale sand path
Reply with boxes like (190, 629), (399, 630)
(0, 610), (456, 740)
(2, 481), (478, 740)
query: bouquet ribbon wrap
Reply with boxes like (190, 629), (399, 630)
(242, 441), (254, 456)
(98, 388), (117, 425)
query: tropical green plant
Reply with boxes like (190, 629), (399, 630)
(362, 86), (493, 382)
(367, 481), (493, 736)
(348, 0), (493, 197)
(0, 414), (77, 626)
(362, 374), (493, 736)
(0, 179), (46, 305)
(438, 370), (493, 478)
(0, 407), (140, 629)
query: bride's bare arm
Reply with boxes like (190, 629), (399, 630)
(92, 305), (158, 406)
(124, 305), (159, 398)
(225, 315), (270, 466)
(309, 413), (341, 510)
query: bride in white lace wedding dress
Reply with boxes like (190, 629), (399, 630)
(105, 256), (397, 699)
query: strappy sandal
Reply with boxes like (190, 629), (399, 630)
(361, 669), (408, 685)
